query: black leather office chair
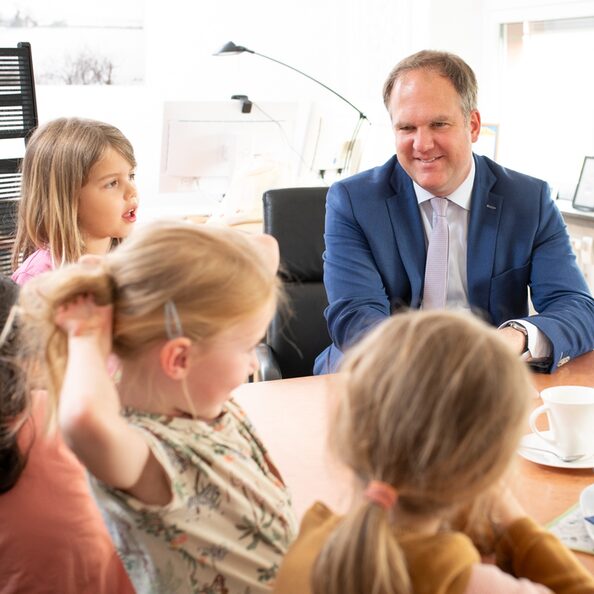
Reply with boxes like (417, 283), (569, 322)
(256, 187), (330, 380)
(0, 42), (38, 275)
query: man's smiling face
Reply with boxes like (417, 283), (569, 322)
(388, 68), (481, 197)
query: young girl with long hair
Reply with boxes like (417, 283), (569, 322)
(11, 117), (138, 285)
(16, 220), (297, 594)
(274, 311), (594, 594)
(0, 276), (134, 593)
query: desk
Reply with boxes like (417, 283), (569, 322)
(185, 214), (263, 235)
(233, 352), (594, 573)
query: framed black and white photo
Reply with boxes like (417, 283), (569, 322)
(573, 156), (594, 211)
(0, 1), (144, 86)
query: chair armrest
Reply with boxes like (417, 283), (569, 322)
(253, 343), (282, 381)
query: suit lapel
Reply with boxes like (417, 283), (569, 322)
(386, 162), (426, 306)
(467, 156), (503, 315)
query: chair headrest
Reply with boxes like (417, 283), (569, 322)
(263, 187), (328, 282)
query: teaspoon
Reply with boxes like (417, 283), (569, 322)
(519, 445), (586, 463)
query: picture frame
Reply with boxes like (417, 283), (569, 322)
(0, 4), (144, 86)
(572, 156), (594, 211)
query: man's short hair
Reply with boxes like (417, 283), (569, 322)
(382, 50), (478, 119)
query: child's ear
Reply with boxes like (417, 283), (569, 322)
(159, 337), (192, 380)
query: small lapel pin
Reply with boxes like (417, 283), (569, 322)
(486, 204), (497, 210)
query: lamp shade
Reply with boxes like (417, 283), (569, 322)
(214, 41), (253, 56)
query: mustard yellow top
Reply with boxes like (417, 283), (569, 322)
(273, 501), (594, 594)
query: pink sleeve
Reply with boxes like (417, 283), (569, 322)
(11, 268), (34, 286)
(11, 249), (54, 285)
(463, 564), (552, 594)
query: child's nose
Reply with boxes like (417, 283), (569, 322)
(125, 181), (137, 200)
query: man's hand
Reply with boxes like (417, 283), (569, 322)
(498, 325), (527, 355)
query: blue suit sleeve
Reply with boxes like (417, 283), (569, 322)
(323, 182), (392, 353)
(523, 184), (594, 371)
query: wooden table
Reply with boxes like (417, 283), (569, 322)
(233, 352), (594, 573)
(513, 353), (594, 542)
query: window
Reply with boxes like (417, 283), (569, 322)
(499, 17), (594, 198)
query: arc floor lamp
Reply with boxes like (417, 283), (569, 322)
(214, 41), (369, 176)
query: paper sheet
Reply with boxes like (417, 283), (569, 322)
(547, 504), (594, 555)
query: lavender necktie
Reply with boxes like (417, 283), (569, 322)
(422, 197), (449, 309)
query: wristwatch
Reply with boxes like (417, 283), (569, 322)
(506, 321), (529, 355)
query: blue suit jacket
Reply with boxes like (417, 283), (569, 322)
(314, 154), (594, 374)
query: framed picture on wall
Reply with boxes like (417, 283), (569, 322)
(0, 3), (144, 85)
(573, 156), (594, 211)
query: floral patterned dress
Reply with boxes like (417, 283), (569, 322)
(91, 399), (298, 594)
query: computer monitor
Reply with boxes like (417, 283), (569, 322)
(159, 100), (313, 218)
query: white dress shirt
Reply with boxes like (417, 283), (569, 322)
(413, 161), (551, 360)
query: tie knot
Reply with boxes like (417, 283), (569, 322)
(431, 196), (448, 217)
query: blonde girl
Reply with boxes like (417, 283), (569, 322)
(17, 220), (296, 594)
(274, 311), (594, 594)
(11, 117), (138, 285)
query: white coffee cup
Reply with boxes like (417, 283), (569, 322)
(529, 386), (594, 458)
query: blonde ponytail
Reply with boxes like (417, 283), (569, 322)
(313, 502), (411, 594)
(19, 261), (116, 408)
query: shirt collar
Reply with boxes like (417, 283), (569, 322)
(413, 158), (476, 211)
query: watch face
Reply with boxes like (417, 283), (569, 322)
(510, 322), (527, 335)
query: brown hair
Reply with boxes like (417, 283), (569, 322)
(312, 310), (532, 594)
(11, 117), (136, 269)
(382, 50), (478, 119)
(0, 276), (28, 493)
(18, 220), (280, 410)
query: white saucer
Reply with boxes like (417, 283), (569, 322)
(518, 432), (594, 469)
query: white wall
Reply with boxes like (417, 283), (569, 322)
(135, 0), (486, 214)
(141, 0), (410, 195)
(30, 0), (594, 216)
(34, 0), (408, 216)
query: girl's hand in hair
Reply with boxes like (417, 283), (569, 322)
(55, 294), (113, 359)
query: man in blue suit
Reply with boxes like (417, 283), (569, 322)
(314, 50), (594, 374)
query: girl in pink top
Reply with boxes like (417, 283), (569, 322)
(11, 117), (138, 285)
